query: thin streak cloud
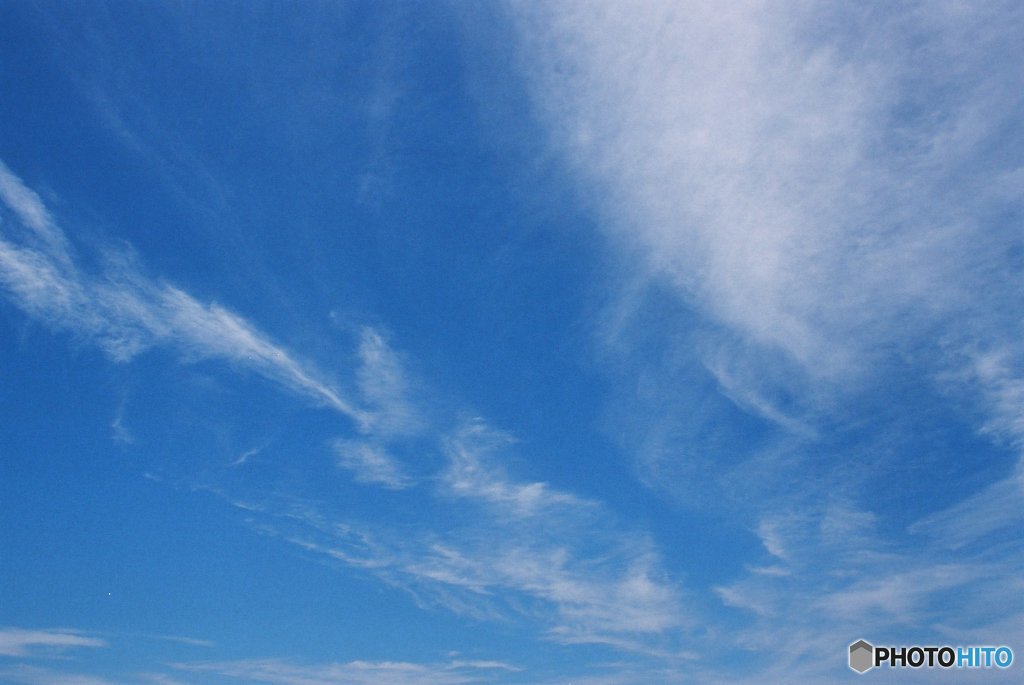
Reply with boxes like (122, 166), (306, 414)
(0, 627), (106, 657)
(0, 160), (365, 423)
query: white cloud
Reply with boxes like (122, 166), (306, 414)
(970, 348), (1024, 446)
(0, 627), (106, 657)
(138, 675), (195, 685)
(501, 6), (1024, 676)
(332, 439), (411, 489)
(441, 419), (591, 517)
(0, 161), (72, 266)
(224, 418), (686, 651)
(231, 444), (267, 467)
(446, 660), (521, 672)
(431, 420), (684, 641)
(0, 160), (684, 654)
(909, 468), (1024, 550)
(755, 519), (791, 562)
(0, 666), (120, 685)
(509, 1), (1023, 386)
(134, 633), (215, 649)
(354, 327), (423, 437)
(503, 4), (1024, 517)
(0, 160), (365, 424)
(706, 500), (1024, 683)
(174, 658), (476, 685)
(816, 564), (979, 623)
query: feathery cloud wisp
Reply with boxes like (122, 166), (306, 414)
(509, 2), (1024, 388)
(0, 627), (106, 657)
(227, 417), (685, 652)
(332, 439), (412, 489)
(0, 160), (364, 423)
(174, 658), (478, 685)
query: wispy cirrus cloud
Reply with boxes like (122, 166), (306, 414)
(19, 194), (690, 655)
(509, 1), (1023, 386)
(0, 161), (72, 266)
(0, 160), (441, 503)
(908, 468), (1024, 551)
(504, 0), (1024, 497)
(0, 160), (364, 423)
(331, 439), (412, 490)
(326, 327), (426, 488)
(173, 657), (498, 685)
(354, 327), (424, 438)
(0, 625), (520, 685)
(0, 628), (213, 685)
(0, 627), (106, 658)
(0, 665), (122, 685)
(502, 5), (1024, 678)
(441, 420), (591, 517)
(225, 417), (686, 653)
(434, 420), (685, 645)
(706, 498), (1024, 683)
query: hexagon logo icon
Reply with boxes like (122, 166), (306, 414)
(849, 639), (874, 673)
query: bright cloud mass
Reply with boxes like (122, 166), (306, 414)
(1, 2), (1021, 684)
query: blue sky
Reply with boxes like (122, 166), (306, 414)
(1, 1), (1022, 683)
